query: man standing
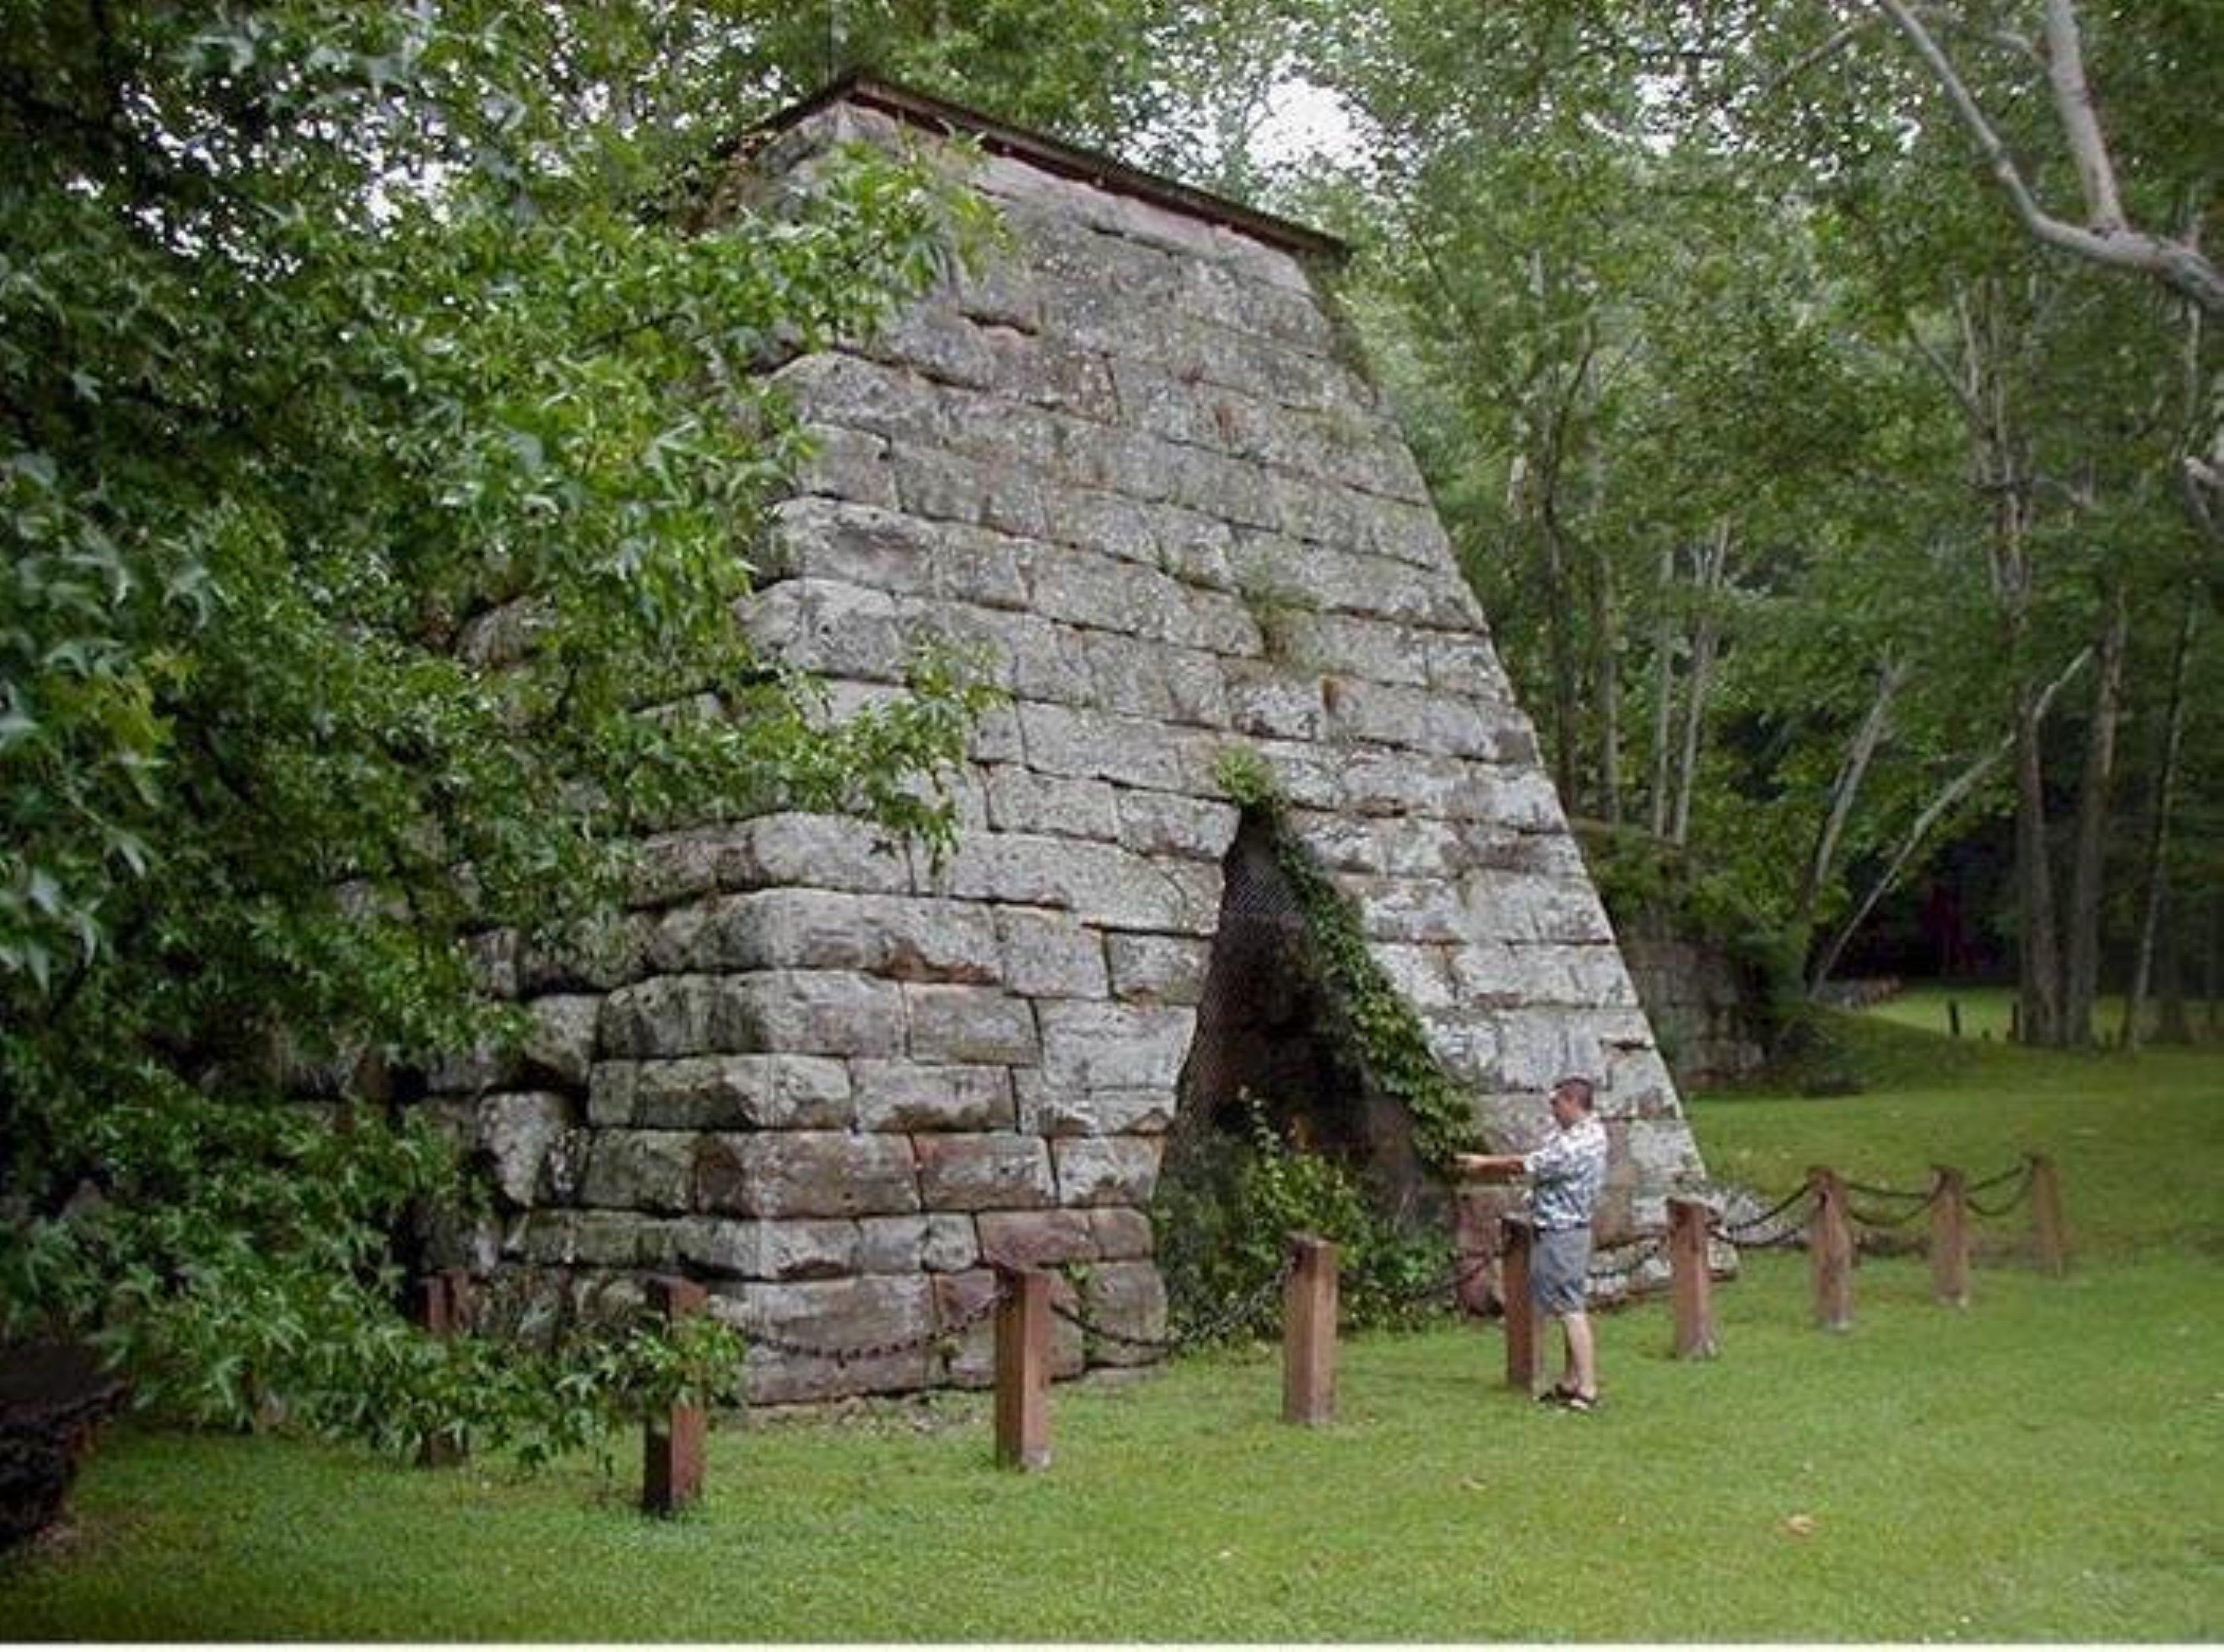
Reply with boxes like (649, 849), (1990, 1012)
(1455, 1075), (1609, 1411)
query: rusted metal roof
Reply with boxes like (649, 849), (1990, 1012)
(756, 71), (1348, 265)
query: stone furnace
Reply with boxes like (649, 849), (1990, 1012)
(463, 78), (1711, 1404)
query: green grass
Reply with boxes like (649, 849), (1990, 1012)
(4, 1030), (2219, 1641)
(1860, 982), (2222, 1047)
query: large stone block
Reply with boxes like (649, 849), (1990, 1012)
(1082, 633), (1231, 728)
(676, 1216), (859, 1281)
(1053, 1137), (1165, 1207)
(903, 983), (1040, 1064)
(994, 907), (1110, 999)
(1111, 789), (1239, 862)
(720, 812), (916, 896)
(912, 1133), (1055, 1211)
(714, 970), (909, 1057)
(857, 1213), (981, 1274)
(927, 831), (1220, 935)
(657, 889), (1001, 983)
(976, 1208), (1098, 1268)
(1016, 1072), (1179, 1138)
(981, 765), (1120, 841)
(738, 577), (908, 682)
(508, 1209), (681, 1269)
(850, 1060), (1016, 1132)
(714, 1274), (936, 1404)
(1037, 1001), (1196, 1093)
(1017, 701), (1194, 793)
(595, 1054), (853, 1130)
(1089, 1207), (1156, 1261)
(1103, 933), (1212, 1005)
(521, 996), (599, 1091)
(1074, 1260), (1168, 1367)
(579, 1130), (697, 1214)
(474, 1091), (572, 1208)
(1324, 677), (1498, 759)
(693, 1131), (920, 1219)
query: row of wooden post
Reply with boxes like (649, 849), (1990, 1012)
(628, 1155), (2066, 1509)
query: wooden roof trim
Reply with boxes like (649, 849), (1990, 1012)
(757, 71), (1348, 265)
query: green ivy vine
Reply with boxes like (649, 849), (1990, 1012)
(1211, 749), (1479, 1173)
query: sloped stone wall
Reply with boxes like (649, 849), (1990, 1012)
(429, 92), (1711, 1404)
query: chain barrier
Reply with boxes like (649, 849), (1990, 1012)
(741, 1280), (1005, 1367)
(1586, 1232), (1671, 1292)
(1849, 1182), (1947, 1231)
(1965, 1160), (2031, 1197)
(1376, 1251), (1493, 1309)
(1709, 1182), (1816, 1244)
(1060, 1255), (1298, 1355)
(1966, 1163), (2037, 1219)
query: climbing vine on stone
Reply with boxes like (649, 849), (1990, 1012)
(1211, 749), (1480, 1172)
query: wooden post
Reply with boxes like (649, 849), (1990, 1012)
(2029, 1153), (2069, 1277)
(994, 1265), (1051, 1471)
(1807, 1167), (1854, 1332)
(642, 1276), (708, 1517)
(1281, 1233), (1338, 1426)
(414, 1268), (472, 1467)
(1929, 1166), (1970, 1308)
(1666, 1198), (1718, 1358)
(1499, 1215), (1538, 1394)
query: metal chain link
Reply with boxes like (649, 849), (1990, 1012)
(1586, 1232), (1671, 1290)
(1710, 1182), (1817, 1242)
(1967, 1163), (2037, 1219)
(1965, 1160), (2031, 1196)
(1849, 1182), (1947, 1230)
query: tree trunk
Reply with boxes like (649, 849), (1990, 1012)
(1811, 648), (2089, 993)
(2156, 893), (2192, 1044)
(2012, 676), (2063, 1047)
(2062, 580), (2127, 1045)
(2121, 600), (2194, 1050)
(1797, 655), (1904, 944)
(1649, 541), (1676, 838)
(1671, 519), (1731, 847)
(1590, 535), (1622, 827)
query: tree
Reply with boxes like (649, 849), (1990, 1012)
(1, 1), (992, 1448)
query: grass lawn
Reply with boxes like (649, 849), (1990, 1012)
(3, 1021), (2218, 1641)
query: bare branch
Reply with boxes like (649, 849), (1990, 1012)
(1871, 0), (2224, 317)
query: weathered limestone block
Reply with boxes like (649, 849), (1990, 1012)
(1350, 876), (1470, 945)
(981, 765), (1120, 841)
(713, 1275), (935, 1404)
(1017, 701), (1197, 794)
(716, 970), (909, 1057)
(1053, 1137), (1164, 1207)
(475, 1091), (572, 1208)
(1283, 811), (1458, 878)
(927, 831), (1221, 935)
(926, 1267), (1084, 1388)
(911, 1133), (1055, 1211)
(1089, 1207), (1156, 1261)
(693, 1131), (920, 1219)
(517, 911), (652, 995)
(738, 577), (907, 682)
(1037, 1001), (1195, 1093)
(902, 983), (1038, 1064)
(1076, 1261), (1168, 1367)
(579, 1131), (697, 1214)
(976, 1208), (1098, 1268)
(1224, 662), (1326, 742)
(1216, 736), (1344, 810)
(521, 996), (599, 1091)
(1457, 871), (1616, 947)
(1324, 678), (1498, 760)
(788, 422), (898, 510)
(677, 1216), (859, 1281)
(1111, 789), (1239, 862)
(767, 351), (947, 449)
(721, 812), (916, 896)
(1082, 632), (1231, 727)
(1276, 611), (1429, 686)
(1367, 944), (1459, 1012)
(858, 1213), (981, 1274)
(509, 1210), (681, 1269)
(892, 443), (1051, 540)
(994, 907), (1110, 999)
(1016, 1073), (1178, 1138)
(1103, 933), (1211, 1005)
(654, 889), (1001, 983)
(764, 497), (1029, 609)
(591, 1054), (853, 1131)
(850, 1060), (1015, 1133)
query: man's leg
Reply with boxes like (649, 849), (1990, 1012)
(1561, 1309), (1597, 1400)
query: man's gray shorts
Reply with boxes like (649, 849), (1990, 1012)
(1529, 1226), (1593, 1316)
